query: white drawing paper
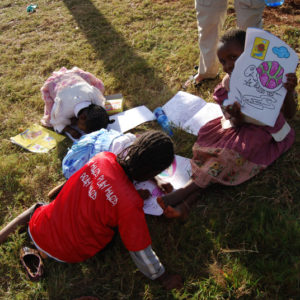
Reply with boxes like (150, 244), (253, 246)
(183, 103), (223, 135)
(162, 91), (207, 128)
(107, 105), (155, 133)
(224, 28), (298, 127)
(162, 91), (223, 135)
(135, 155), (192, 216)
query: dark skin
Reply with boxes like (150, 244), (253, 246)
(158, 40), (298, 218)
(47, 159), (181, 290)
(217, 40), (298, 125)
(119, 160), (183, 290)
(224, 73), (298, 127)
(62, 110), (88, 139)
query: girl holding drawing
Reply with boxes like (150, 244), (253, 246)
(158, 29), (298, 218)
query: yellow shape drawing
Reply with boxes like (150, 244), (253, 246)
(251, 37), (269, 60)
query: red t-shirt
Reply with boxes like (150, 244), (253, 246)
(29, 152), (151, 262)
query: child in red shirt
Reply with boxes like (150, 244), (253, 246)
(0, 131), (182, 290)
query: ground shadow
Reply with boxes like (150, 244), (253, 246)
(62, 0), (173, 108)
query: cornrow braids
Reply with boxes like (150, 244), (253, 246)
(219, 29), (246, 50)
(82, 104), (115, 133)
(117, 130), (174, 182)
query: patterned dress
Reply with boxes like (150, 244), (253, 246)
(191, 84), (295, 188)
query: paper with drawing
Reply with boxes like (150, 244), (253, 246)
(135, 155), (192, 216)
(224, 28), (298, 127)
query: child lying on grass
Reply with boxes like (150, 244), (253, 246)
(0, 131), (182, 290)
(158, 29), (298, 218)
(41, 67), (114, 139)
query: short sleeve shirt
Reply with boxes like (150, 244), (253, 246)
(29, 152), (151, 262)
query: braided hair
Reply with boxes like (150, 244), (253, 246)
(117, 130), (174, 182)
(79, 104), (115, 133)
(219, 29), (246, 50)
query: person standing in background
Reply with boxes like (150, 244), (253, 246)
(192, 0), (265, 86)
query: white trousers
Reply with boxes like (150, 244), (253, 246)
(195, 0), (265, 78)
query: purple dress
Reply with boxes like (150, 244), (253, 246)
(191, 84), (295, 188)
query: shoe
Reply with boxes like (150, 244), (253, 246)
(183, 67), (218, 89)
(20, 247), (44, 281)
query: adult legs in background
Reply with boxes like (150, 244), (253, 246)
(235, 0), (264, 29)
(194, 0), (228, 83)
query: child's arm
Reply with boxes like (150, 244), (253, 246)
(62, 125), (82, 139)
(48, 182), (66, 200)
(281, 73), (298, 119)
(151, 177), (174, 194)
(129, 246), (183, 290)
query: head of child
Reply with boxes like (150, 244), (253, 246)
(117, 130), (174, 182)
(217, 29), (246, 76)
(77, 104), (114, 133)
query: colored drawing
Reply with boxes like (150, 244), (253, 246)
(151, 187), (163, 197)
(159, 158), (177, 177)
(272, 46), (290, 58)
(251, 37), (270, 60)
(244, 61), (284, 94)
(20, 129), (43, 140)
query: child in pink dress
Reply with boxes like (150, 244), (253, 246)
(41, 67), (112, 139)
(158, 29), (298, 218)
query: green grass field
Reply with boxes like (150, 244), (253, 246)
(0, 0), (299, 299)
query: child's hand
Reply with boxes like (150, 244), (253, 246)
(137, 189), (151, 200)
(157, 181), (174, 194)
(69, 128), (82, 139)
(284, 73), (297, 93)
(63, 126), (81, 139)
(157, 272), (183, 290)
(152, 177), (174, 194)
(70, 117), (78, 126)
(281, 73), (298, 119)
(224, 102), (244, 127)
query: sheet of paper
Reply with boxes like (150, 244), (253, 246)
(135, 155), (192, 216)
(225, 28), (298, 127)
(183, 103), (223, 135)
(107, 105), (155, 133)
(162, 91), (207, 128)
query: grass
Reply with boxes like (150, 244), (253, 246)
(0, 0), (300, 299)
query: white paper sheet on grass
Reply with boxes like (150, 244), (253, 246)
(224, 28), (298, 127)
(107, 105), (155, 133)
(135, 155), (192, 216)
(162, 91), (223, 135)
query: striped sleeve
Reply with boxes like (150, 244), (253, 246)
(129, 245), (165, 280)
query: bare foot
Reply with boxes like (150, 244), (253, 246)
(163, 202), (190, 220)
(157, 197), (190, 219)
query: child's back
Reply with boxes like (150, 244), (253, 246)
(41, 67), (107, 138)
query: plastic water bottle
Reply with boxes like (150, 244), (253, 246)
(153, 107), (173, 136)
(265, 0), (284, 7)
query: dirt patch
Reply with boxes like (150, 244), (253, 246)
(263, 0), (300, 26)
